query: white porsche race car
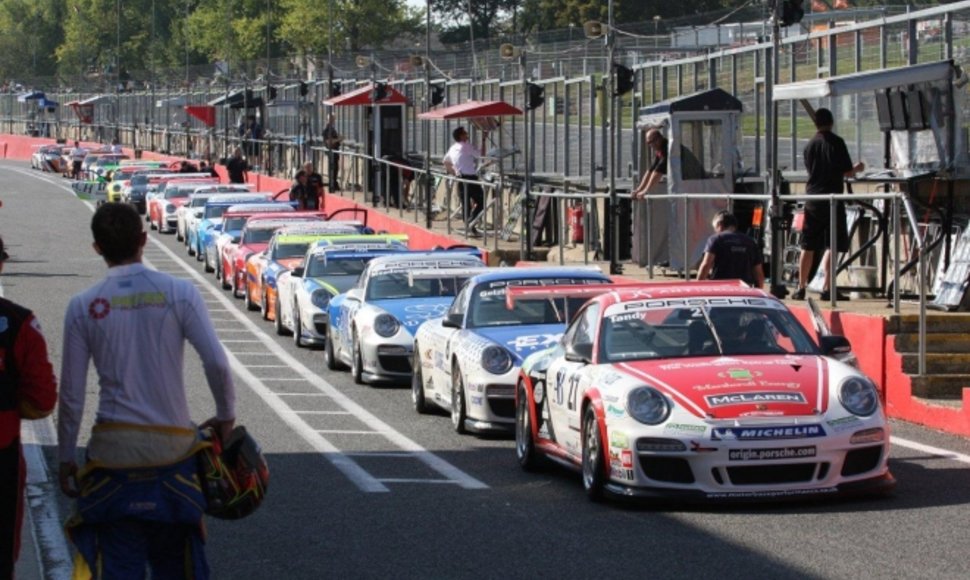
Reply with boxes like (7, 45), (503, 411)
(514, 281), (895, 502)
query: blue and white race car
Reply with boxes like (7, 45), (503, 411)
(186, 193), (271, 259)
(275, 245), (409, 345)
(412, 267), (612, 434)
(324, 251), (486, 385)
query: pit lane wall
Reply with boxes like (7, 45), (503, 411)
(6, 134), (968, 436)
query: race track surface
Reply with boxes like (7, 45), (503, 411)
(6, 161), (970, 580)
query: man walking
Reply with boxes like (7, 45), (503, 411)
(0, 237), (58, 580)
(70, 141), (86, 180)
(301, 162), (324, 211)
(322, 114), (342, 192)
(58, 204), (235, 578)
(793, 108), (864, 300)
(696, 210), (765, 288)
(443, 126), (484, 232)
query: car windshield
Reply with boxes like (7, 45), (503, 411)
(366, 272), (467, 301)
(204, 206), (229, 219)
(223, 217), (248, 232)
(190, 197), (210, 208)
(242, 228), (276, 244)
(307, 257), (369, 278)
(166, 188), (191, 199)
(274, 243), (311, 259)
(467, 279), (605, 328)
(598, 304), (819, 362)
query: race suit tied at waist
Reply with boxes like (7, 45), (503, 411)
(83, 422), (205, 472)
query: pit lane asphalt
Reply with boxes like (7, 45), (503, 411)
(7, 161), (970, 580)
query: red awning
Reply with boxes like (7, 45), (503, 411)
(323, 83), (407, 107)
(69, 102), (94, 124)
(185, 105), (216, 127)
(418, 100), (523, 120)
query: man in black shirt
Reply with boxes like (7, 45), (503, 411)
(697, 211), (764, 288)
(322, 114), (342, 191)
(301, 162), (324, 211)
(631, 129), (668, 199)
(226, 147), (248, 184)
(793, 108), (864, 300)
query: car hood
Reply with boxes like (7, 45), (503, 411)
(613, 355), (827, 419)
(236, 242), (269, 260)
(273, 257), (303, 272)
(373, 297), (454, 336)
(473, 324), (563, 364)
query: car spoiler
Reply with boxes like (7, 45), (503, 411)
(407, 267), (492, 286)
(504, 283), (647, 310)
(314, 234), (409, 246)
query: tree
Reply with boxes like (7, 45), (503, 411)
(432, 0), (517, 43)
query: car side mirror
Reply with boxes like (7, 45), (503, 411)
(442, 312), (463, 329)
(291, 267), (305, 278)
(819, 335), (852, 356)
(564, 342), (593, 364)
(345, 288), (362, 302)
(231, 235), (241, 243)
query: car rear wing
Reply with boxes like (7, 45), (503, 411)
(504, 283), (648, 310)
(407, 267), (491, 286)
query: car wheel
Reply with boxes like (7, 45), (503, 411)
(292, 305), (304, 345)
(187, 241), (195, 256)
(220, 264), (232, 290)
(516, 381), (543, 471)
(582, 406), (606, 501)
(324, 329), (345, 370)
(231, 272), (242, 298)
(149, 216), (157, 230)
(351, 331), (365, 385)
(244, 281), (258, 311)
(412, 349), (430, 414)
(261, 287), (270, 321)
(204, 252), (214, 273)
(274, 298), (290, 336)
(196, 244), (204, 262)
(176, 228), (183, 242)
(451, 362), (467, 434)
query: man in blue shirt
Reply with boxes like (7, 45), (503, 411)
(696, 210), (764, 288)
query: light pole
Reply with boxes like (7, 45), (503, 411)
(654, 15), (662, 50)
(424, 0), (433, 228)
(115, 0), (121, 141)
(607, 0), (621, 274)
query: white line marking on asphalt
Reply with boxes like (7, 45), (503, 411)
(241, 364), (290, 368)
(259, 377), (308, 381)
(220, 339), (261, 343)
(295, 411), (352, 415)
(377, 479), (459, 484)
(317, 430), (381, 435)
(891, 436), (970, 465)
(229, 351), (279, 355)
(275, 392), (332, 396)
(13, 166), (490, 493)
(345, 452), (415, 457)
(20, 419), (74, 580)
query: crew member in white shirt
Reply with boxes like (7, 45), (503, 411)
(442, 126), (485, 231)
(58, 203), (235, 578)
(70, 141), (86, 180)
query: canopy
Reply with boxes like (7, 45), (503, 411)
(17, 91), (44, 102)
(772, 60), (954, 101)
(418, 100), (522, 120)
(36, 98), (58, 109)
(209, 89), (264, 109)
(157, 95), (189, 108)
(323, 83), (407, 107)
(638, 88), (742, 119)
(69, 102), (95, 124)
(185, 105), (216, 127)
(79, 95), (111, 106)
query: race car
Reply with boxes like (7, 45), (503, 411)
(242, 224), (382, 316)
(276, 245), (409, 345)
(513, 281), (895, 502)
(125, 171), (212, 213)
(220, 214), (329, 296)
(186, 193), (272, 258)
(147, 182), (223, 233)
(176, 186), (254, 242)
(201, 202), (296, 273)
(324, 251), (486, 385)
(412, 267), (612, 434)
(210, 206), (320, 282)
(31, 144), (64, 172)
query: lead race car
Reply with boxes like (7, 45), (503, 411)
(412, 267), (612, 434)
(324, 251), (486, 385)
(514, 281), (895, 502)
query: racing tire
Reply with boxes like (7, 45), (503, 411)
(260, 287), (270, 321)
(220, 265), (232, 290)
(411, 349), (431, 414)
(187, 241), (195, 256)
(351, 331), (365, 385)
(581, 406), (606, 502)
(274, 299), (291, 337)
(291, 305), (303, 345)
(196, 245), (204, 262)
(176, 227), (184, 242)
(324, 330), (346, 371)
(450, 363), (468, 434)
(204, 253), (214, 273)
(244, 281), (259, 311)
(516, 382), (543, 471)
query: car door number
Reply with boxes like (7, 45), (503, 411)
(566, 375), (580, 411)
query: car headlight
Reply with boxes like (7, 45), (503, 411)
(839, 376), (879, 416)
(311, 290), (331, 309)
(373, 313), (400, 337)
(627, 387), (670, 425)
(481, 345), (512, 375)
(165, 204), (175, 212)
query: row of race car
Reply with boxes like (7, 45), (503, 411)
(133, 176), (895, 503)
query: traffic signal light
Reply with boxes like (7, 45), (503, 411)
(373, 82), (388, 102)
(430, 85), (444, 107)
(614, 63), (635, 97)
(780, 0), (804, 27)
(299, 81), (308, 97)
(526, 82), (545, 110)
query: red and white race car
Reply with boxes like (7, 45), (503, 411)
(514, 281), (894, 502)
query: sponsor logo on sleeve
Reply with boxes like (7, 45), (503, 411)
(705, 392), (806, 407)
(711, 424), (825, 441)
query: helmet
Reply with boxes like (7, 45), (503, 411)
(198, 426), (269, 520)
